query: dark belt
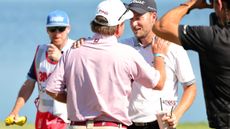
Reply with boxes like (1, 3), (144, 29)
(70, 121), (127, 128)
(132, 120), (159, 128)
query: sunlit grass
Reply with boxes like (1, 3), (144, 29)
(178, 122), (210, 129)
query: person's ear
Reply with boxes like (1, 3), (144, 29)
(66, 26), (71, 33)
(152, 11), (158, 21)
(115, 23), (124, 36)
(115, 25), (119, 35)
(217, 0), (223, 10)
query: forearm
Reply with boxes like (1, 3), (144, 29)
(153, 1), (196, 44)
(46, 90), (67, 103)
(10, 80), (35, 115)
(162, 1), (195, 28)
(154, 56), (166, 90)
(10, 98), (26, 116)
(174, 84), (196, 121)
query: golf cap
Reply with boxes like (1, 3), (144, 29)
(128, 0), (157, 14)
(94, 0), (133, 26)
(46, 10), (70, 27)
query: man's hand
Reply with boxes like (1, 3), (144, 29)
(47, 44), (62, 62)
(5, 113), (19, 125)
(162, 113), (177, 129)
(185, 0), (213, 10)
(72, 38), (86, 49)
(152, 37), (169, 56)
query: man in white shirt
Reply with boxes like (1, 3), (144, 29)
(122, 0), (197, 128)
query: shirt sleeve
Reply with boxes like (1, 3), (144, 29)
(27, 60), (36, 82)
(128, 47), (160, 89)
(179, 25), (213, 52)
(172, 45), (196, 86)
(46, 53), (66, 94)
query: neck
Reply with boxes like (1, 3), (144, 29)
(54, 38), (68, 50)
(138, 33), (156, 47)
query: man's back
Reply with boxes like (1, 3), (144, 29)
(47, 34), (161, 125)
(179, 24), (230, 128)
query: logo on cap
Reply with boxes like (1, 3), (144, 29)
(50, 16), (65, 23)
(131, 0), (145, 5)
(128, 0), (157, 14)
(98, 9), (108, 15)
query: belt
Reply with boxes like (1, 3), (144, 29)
(70, 121), (127, 128)
(133, 120), (159, 127)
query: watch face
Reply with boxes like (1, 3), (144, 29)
(205, 0), (213, 5)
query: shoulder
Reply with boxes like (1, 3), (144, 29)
(212, 25), (230, 39)
(120, 37), (137, 46)
(169, 42), (186, 52)
(179, 24), (213, 37)
(167, 42), (189, 61)
(35, 44), (48, 54)
(116, 43), (145, 60)
(66, 38), (75, 48)
(37, 44), (48, 49)
(117, 42), (137, 51)
(68, 39), (75, 44)
(178, 25), (214, 50)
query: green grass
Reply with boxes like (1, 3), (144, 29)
(177, 122), (210, 129)
(0, 122), (210, 129)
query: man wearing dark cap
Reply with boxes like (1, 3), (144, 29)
(122, 0), (197, 129)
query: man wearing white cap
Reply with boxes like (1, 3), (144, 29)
(45, 0), (168, 129)
(7, 10), (74, 129)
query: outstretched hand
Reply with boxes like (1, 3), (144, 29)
(185, 0), (213, 9)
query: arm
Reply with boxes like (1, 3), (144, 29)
(8, 79), (35, 119)
(152, 0), (211, 45)
(152, 38), (168, 90)
(163, 83), (196, 128)
(46, 90), (67, 103)
(46, 52), (67, 103)
(153, 54), (166, 90)
(173, 83), (196, 127)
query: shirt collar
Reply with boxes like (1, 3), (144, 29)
(133, 36), (157, 48)
(91, 33), (118, 44)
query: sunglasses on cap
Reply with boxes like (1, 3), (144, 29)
(118, 8), (129, 21)
(47, 27), (67, 33)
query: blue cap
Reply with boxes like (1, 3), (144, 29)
(46, 10), (70, 27)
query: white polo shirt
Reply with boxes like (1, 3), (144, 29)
(122, 37), (195, 122)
